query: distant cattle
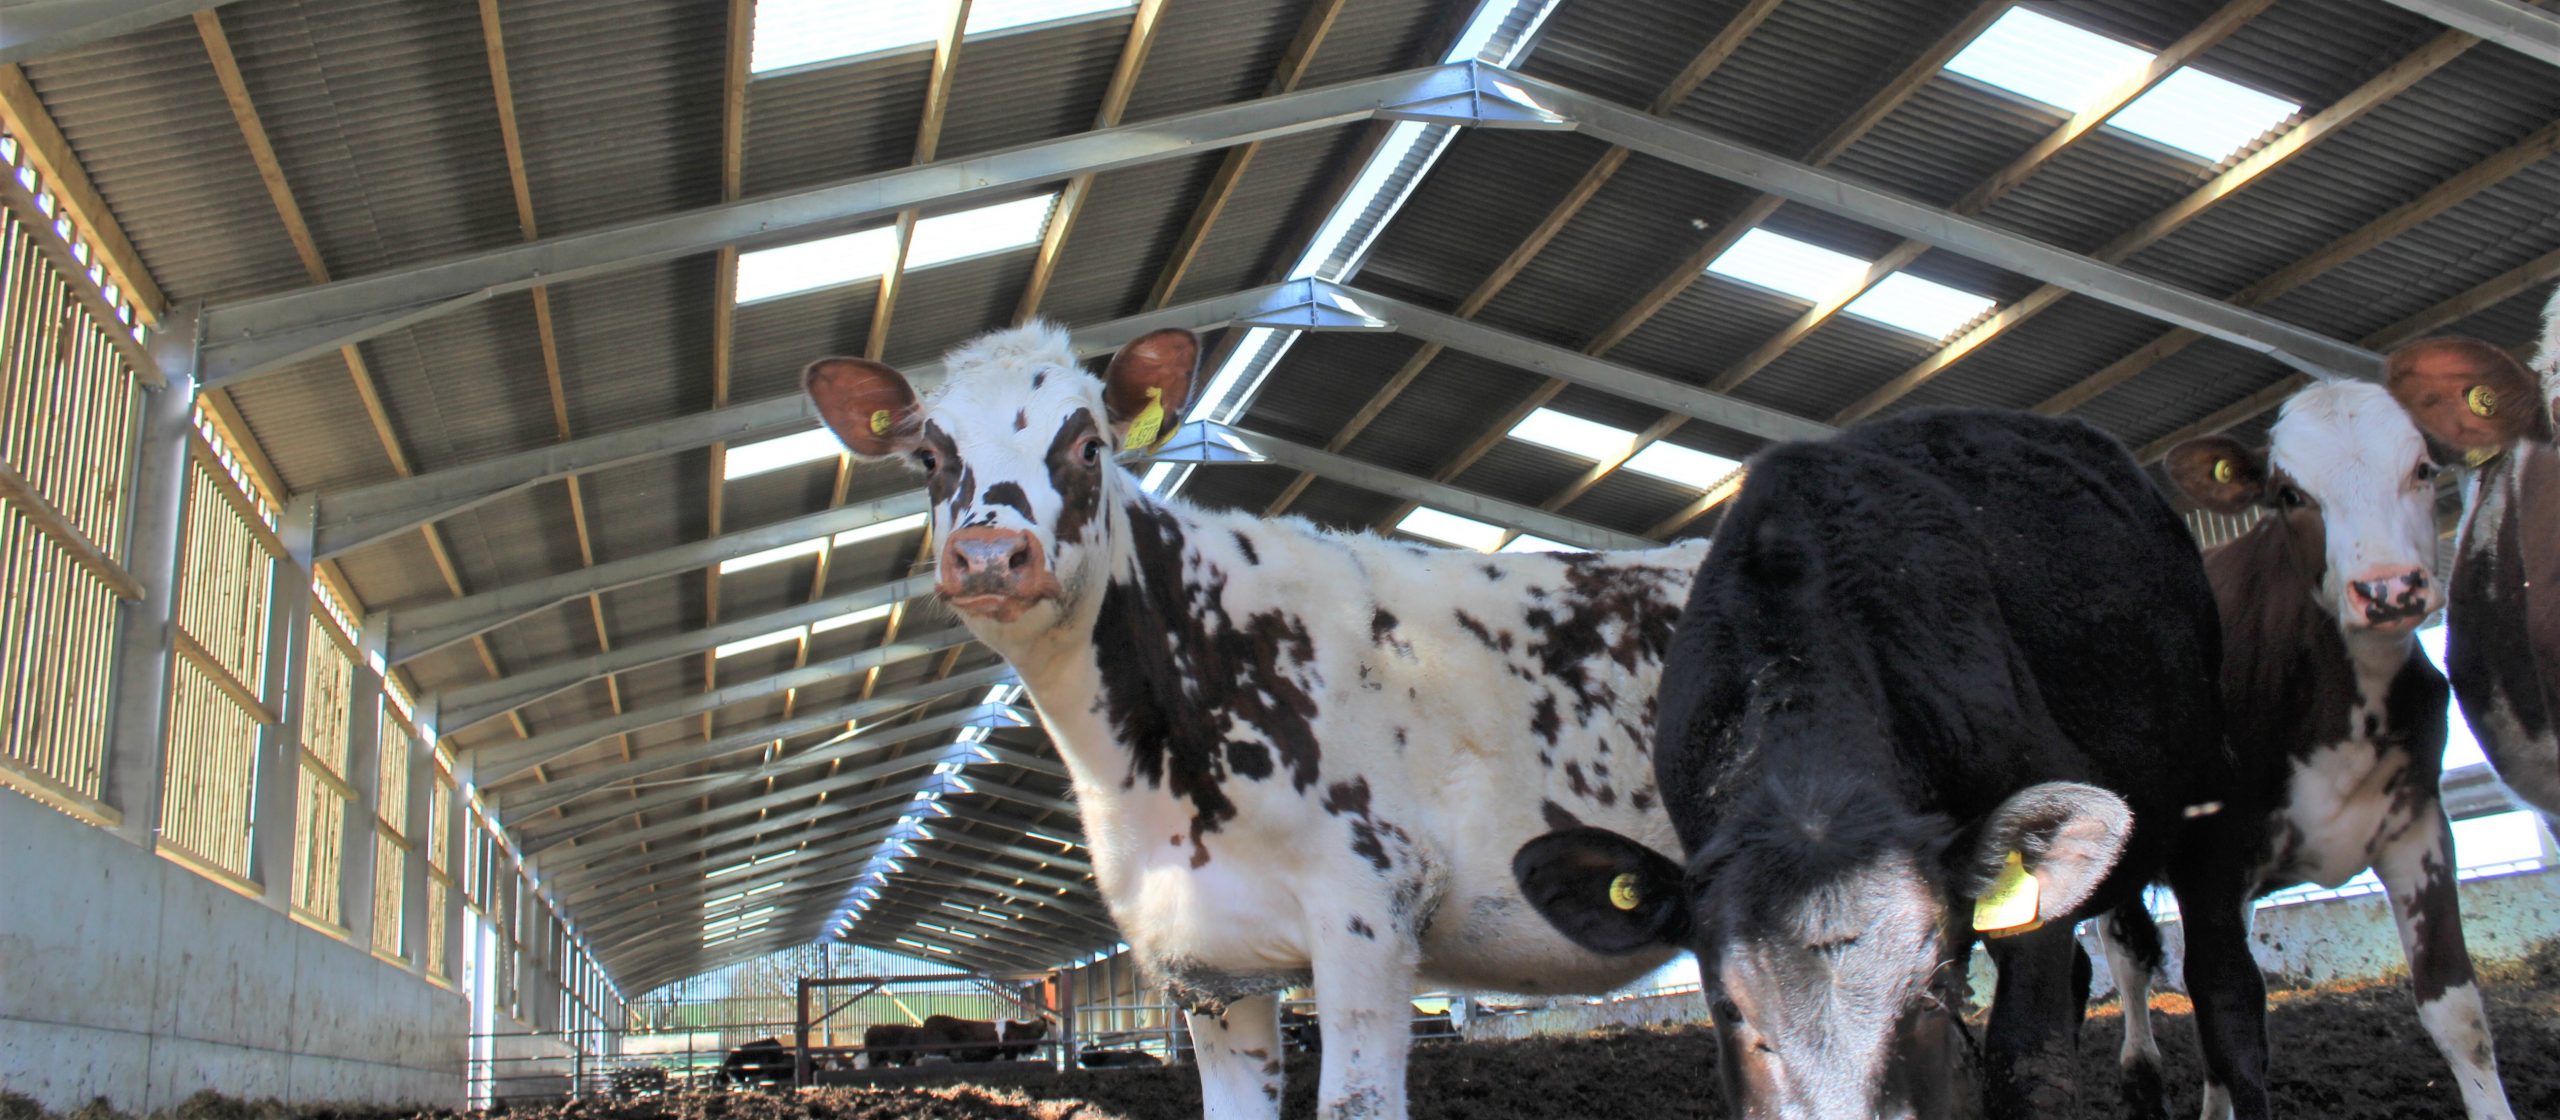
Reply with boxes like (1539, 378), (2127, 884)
(2158, 379), (2517, 1119)
(1514, 410), (2256, 1119)
(919, 1014), (1050, 1063)
(806, 322), (1707, 1119)
(1079, 1048), (1165, 1069)
(719, 1037), (791, 1087)
(1280, 1007), (1321, 1055)
(2382, 309), (2560, 839)
(863, 1023), (926, 1069)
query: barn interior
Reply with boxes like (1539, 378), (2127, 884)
(0, 0), (2555, 1112)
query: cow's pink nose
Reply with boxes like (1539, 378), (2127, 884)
(2344, 566), (2437, 630)
(938, 526), (1053, 613)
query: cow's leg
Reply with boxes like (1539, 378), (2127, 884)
(2375, 801), (2515, 1119)
(1978, 922), (2086, 1120)
(1308, 921), (1422, 1120)
(1183, 993), (1284, 1120)
(2096, 902), (2167, 1119)
(2166, 861), (2268, 1120)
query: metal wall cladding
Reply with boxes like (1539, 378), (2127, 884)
(580, 451), (713, 567)
(1337, 347), (1547, 478)
(1351, 128), (1619, 313)
(492, 0), (727, 236)
(1829, 78), (2066, 210)
(1173, 128), (1364, 303)
(2269, 162), (2560, 343)
(938, 14), (1130, 161)
(730, 279), (883, 403)
(1444, 438), (1597, 517)
(743, 52), (931, 197)
(1298, 0), (1445, 86)
(211, 0), (521, 279)
(1517, 0), (1751, 110)
(2075, 335), (2287, 452)
(1977, 130), (2215, 256)
(548, 260), (723, 438)
(2198, 0), (2443, 110)
(1231, 328), (1425, 447)
(1893, 295), (2180, 418)
(1728, 312), (1938, 422)
(220, 354), (402, 494)
(1608, 274), (1809, 388)
(1118, 0), (1302, 124)
(1037, 152), (1227, 326)
(1182, 460), (1297, 518)
(1473, 153), (1759, 349)
(357, 296), (560, 475)
(1558, 450), (1718, 536)
(1281, 474), (1402, 535)
(877, 250), (1040, 370)
(17, 18), (307, 303)
(435, 484), (591, 614)
(1670, 0), (1980, 159)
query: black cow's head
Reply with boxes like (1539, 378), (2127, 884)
(805, 323), (1200, 636)
(1514, 782), (2130, 1119)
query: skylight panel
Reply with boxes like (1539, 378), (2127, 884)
(752, 0), (1133, 75)
(833, 512), (931, 549)
(725, 428), (846, 481)
(720, 536), (829, 575)
(1508, 408), (1637, 462)
(907, 195), (1056, 269)
(1706, 230), (1871, 304)
(2108, 68), (2298, 162)
(2453, 811), (2547, 869)
(735, 227), (900, 304)
(1943, 7), (2152, 113)
(1844, 273), (1998, 339)
(1395, 508), (1508, 553)
(811, 603), (895, 635)
(715, 626), (806, 660)
(1624, 442), (1740, 488)
(1498, 534), (1579, 554)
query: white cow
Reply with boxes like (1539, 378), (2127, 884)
(804, 322), (1705, 1119)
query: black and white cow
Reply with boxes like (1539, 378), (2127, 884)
(2383, 303), (2560, 837)
(2158, 377), (2515, 1119)
(1512, 410), (2260, 1120)
(803, 323), (1708, 1120)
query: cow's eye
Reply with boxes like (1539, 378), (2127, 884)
(1079, 436), (1104, 466)
(2412, 460), (2439, 484)
(915, 448), (939, 473)
(2277, 485), (2308, 509)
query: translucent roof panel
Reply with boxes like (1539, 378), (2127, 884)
(1396, 507), (1508, 552)
(1624, 442), (1740, 488)
(835, 512), (931, 548)
(907, 195), (1058, 270)
(811, 603), (894, 634)
(752, 0), (1135, 75)
(1498, 534), (1579, 553)
(719, 536), (828, 575)
(1706, 229), (1870, 304)
(714, 625), (806, 660)
(735, 227), (900, 305)
(723, 427), (846, 481)
(2109, 68), (2299, 162)
(1508, 408), (1636, 461)
(1844, 272), (1998, 339)
(1943, 7), (2152, 114)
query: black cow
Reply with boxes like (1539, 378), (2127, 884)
(719, 1037), (791, 1087)
(864, 1022), (926, 1069)
(1514, 410), (2260, 1119)
(1080, 1048), (1166, 1069)
(919, 1014), (1050, 1063)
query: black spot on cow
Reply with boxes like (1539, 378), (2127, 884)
(1013, 409), (1028, 432)
(1323, 777), (1404, 872)
(1525, 555), (1685, 720)
(1530, 695), (1561, 745)
(1031, 369), (1047, 390)
(1233, 531), (1260, 565)
(984, 481), (1035, 522)
(1393, 727), (1407, 748)
(1631, 788), (1655, 812)
(1348, 915), (1376, 940)
(1452, 609), (1511, 652)
(1045, 411), (1104, 544)
(1563, 760), (1591, 799)
(1541, 799), (1582, 832)
(1482, 563), (1506, 582)
(921, 423), (971, 510)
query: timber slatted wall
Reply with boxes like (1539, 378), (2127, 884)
(0, 155), (144, 818)
(373, 703), (416, 959)
(293, 611), (359, 927)
(159, 428), (281, 881)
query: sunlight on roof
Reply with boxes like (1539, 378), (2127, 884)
(724, 428), (845, 481)
(1624, 442), (1739, 488)
(1844, 272), (1998, 339)
(1707, 229), (1870, 304)
(714, 625), (807, 660)
(1509, 408), (1638, 462)
(719, 536), (829, 575)
(752, 0), (1134, 75)
(734, 194), (1057, 305)
(2110, 67), (2298, 162)
(1498, 534), (1579, 554)
(1944, 7), (2151, 114)
(811, 603), (895, 635)
(1396, 507), (1508, 552)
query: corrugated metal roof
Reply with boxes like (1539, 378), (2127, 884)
(499, 0), (728, 235)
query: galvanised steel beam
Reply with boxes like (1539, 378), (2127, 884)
(1172, 422), (1654, 550)
(586, 882), (871, 960)
(571, 837), (887, 933)
(860, 885), (1115, 945)
(840, 929), (1055, 975)
(1495, 69), (2387, 383)
(471, 640), (1000, 787)
(889, 867), (1120, 933)
(898, 846), (1092, 895)
(964, 742), (1073, 783)
(194, 64), (1553, 386)
(388, 492), (931, 663)
(525, 744), (981, 865)
(853, 899), (1095, 962)
(618, 916), (835, 988)
(490, 687), (1011, 823)
(543, 793), (920, 894)
(2381, 0), (2560, 66)
(920, 825), (1096, 876)
(930, 804), (1093, 867)
(304, 284), (1296, 558)
(432, 572), (937, 735)
(0, 0), (243, 65)
(858, 893), (1100, 953)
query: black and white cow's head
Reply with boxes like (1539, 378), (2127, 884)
(804, 322), (1200, 635)
(2169, 377), (2449, 634)
(1514, 783), (2130, 1119)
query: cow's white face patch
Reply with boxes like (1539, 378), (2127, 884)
(2268, 381), (2444, 630)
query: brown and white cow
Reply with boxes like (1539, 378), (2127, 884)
(804, 322), (1706, 1120)
(2156, 378), (2515, 1119)
(2382, 300), (2560, 838)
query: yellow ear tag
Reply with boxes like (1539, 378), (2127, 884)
(1608, 872), (1643, 912)
(2212, 458), (2236, 485)
(2465, 445), (2502, 468)
(1125, 386), (1168, 451)
(2466, 385), (2498, 419)
(869, 409), (893, 435)
(1972, 851), (2042, 937)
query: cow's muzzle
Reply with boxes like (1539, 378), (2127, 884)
(938, 526), (1061, 622)
(2344, 565), (2439, 632)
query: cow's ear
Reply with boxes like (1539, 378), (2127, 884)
(2164, 436), (2267, 515)
(2386, 336), (2550, 454)
(806, 357), (924, 458)
(1101, 329), (1201, 450)
(1513, 827), (1690, 955)
(1952, 782), (2131, 933)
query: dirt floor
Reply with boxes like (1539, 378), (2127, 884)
(10, 950), (2554, 1120)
